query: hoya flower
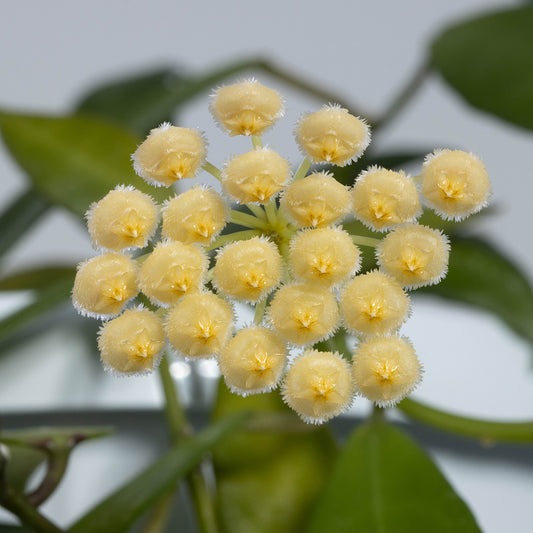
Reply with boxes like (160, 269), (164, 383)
(282, 350), (354, 424)
(219, 326), (287, 395)
(138, 240), (208, 307)
(72, 253), (138, 319)
(352, 336), (422, 406)
(376, 223), (450, 289)
(289, 226), (361, 287)
(352, 166), (421, 231)
(86, 186), (159, 252)
(161, 185), (228, 245)
(221, 148), (290, 204)
(267, 282), (339, 345)
(98, 307), (165, 375)
(210, 79), (284, 136)
(213, 237), (283, 302)
(339, 270), (410, 336)
(165, 292), (233, 358)
(132, 123), (207, 187)
(280, 171), (351, 228)
(295, 105), (370, 166)
(420, 149), (491, 220)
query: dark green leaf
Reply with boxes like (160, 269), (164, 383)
(0, 189), (50, 260)
(420, 236), (533, 345)
(308, 421), (480, 533)
(0, 112), (169, 219)
(212, 383), (336, 533)
(76, 69), (184, 137)
(0, 427), (111, 449)
(0, 267), (76, 292)
(0, 526), (35, 532)
(69, 413), (248, 533)
(432, 6), (533, 130)
(3, 445), (46, 493)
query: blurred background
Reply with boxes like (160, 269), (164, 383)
(0, 0), (532, 531)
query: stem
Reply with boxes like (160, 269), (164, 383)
(264, 199), (278, 226)
(141, 491), (174, 533)
(246, 204), (267, 220)
(202, 162), (222, 181)
(27, 449), (69, 506)
(205, 230), (260, 252)
(350, 234), (381, 248)
(293, 158), (312, 181)
(253, 298), (268, 325)
(251, 135), (263, 149)
(230, 210), (269, 230)
(372, 404), (386, 423)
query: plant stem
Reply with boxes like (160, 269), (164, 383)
(141, 491), (175, 533)
(264, 198), (278, 226)
(246, 203), (267, 220)
(293, 158), (311, 181)
(371, 404), (386, 423)
(251, 135), (263, 149)
(202, 162), (222, 181)
(350, 235), (381, 248)
(230, 210), (269, 230)
(253, 298), (268, 325)
(205, 230), (261, 252)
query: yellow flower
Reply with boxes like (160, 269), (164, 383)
(138, 240), (208, 307)
(352, 336), (422, 406)
(161, 185), (228, 245)
(165, 292), (233, 358)
(213, 237), (282, 302)
(282, 350), (354, 424)
(72, 253), (138, 319)
(132, 123), (207, 187)
(267, 283), (339, 345)
(289, 226), (361, 287)
(352, 166), (421, 231)
(219, 326), (287, 395)
(376, 224), (450, 289)
(280, 171), (351, 228)
(87, 186), (159, 251)
(339, 270), (410, 336)
(295, 105), (370, 166)
(221, 148), (290, 204)
(420, 149), (491, 220)
(98, 307), (165, 375)
(210, 79), (284, 136)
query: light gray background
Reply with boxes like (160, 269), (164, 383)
(0, 0), (532, 531)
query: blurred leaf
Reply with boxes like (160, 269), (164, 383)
(77, 69), (184, 137)
(0, 426), (111, 448)
(0, 267), (76, 292)
(432, 6), (533, 130)
(0, 526), (34, 532)
(420, 236), (533, 345)
(212, 383), (336, 533)
(0, 189), (50, 260)
(3, 445), (46, 494)
(0, 112), (169, 219)
(308, 421), (480, 533)
(69, 413), (248, 533)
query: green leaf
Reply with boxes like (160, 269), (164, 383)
(76, 69), (184, 137)
(0, 267), (76, 292)
(212, 383), (336, 533)
(69, 413), (248, 533)
(0, 112), (169, 219)
(0, 189), (50, 260)
(308, 421), (480, 533)
(420, 236), (533, 345)
(0, 426), (111, 448)
(432, 6), (533, 130)
(3, 445), (46, 494)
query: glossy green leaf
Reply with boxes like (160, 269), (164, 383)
(420, 236), (533, 345)
(0, 112), (169, 219)
(308, 421), (480, 533)
(0, 189), (50, 260)
(0, 267), (76, 292)
(69, 413), (247, 533)
(76, 69), (184, 137)
(212, 383), (336, 533)
(432, 6), (533, 130)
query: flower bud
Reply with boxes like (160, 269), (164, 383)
(352, 166), (421, 231)
(267, 283), (339, 345)
(219, 326), (287, 395)
(352, 336), (422, 406)
(280, 171), (351, 228)
(73, 253), (138, 319)
(420, 149), (491, 220)
(282, 350), (354, 424)
(295, 105), (370, 166)
(289, 226), (361, 287)
(138, 241), (208, 307)
(213, 237), (282, 302)
(221, 148), (290, 204)
(132, 123), (206, 187)
(165, 292), (233, 358)
(376, 224), (450, 289)
(339, 270), (410, 336)
(210, 79), (284, 136)
(162, 185), (227, 244)
(98, 307), (165, 375)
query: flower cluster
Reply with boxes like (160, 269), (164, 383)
(72, 79), (491, 424)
